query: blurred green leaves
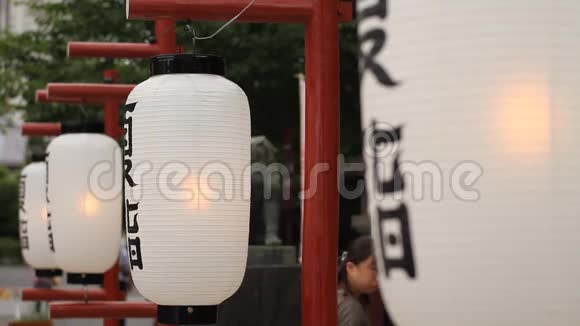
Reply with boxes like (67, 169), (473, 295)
(0, 0), (362, 155)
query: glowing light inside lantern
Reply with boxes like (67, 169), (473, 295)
(188, 177), (210, 211)
(495, 78), (551, 157)
(41, 207), (48, 221)
(83, 193), (98, 217)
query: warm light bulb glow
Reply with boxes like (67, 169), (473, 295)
(495, 78), (551, 157)
(187, 177), (210, 211)
(83, 193), (98, 217)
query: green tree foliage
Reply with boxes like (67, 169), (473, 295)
(0, 0), (361, 152)
(0, 166), (19, 238)
(0, 0), (363, 246)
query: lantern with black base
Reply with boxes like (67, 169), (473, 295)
(46, 121), (123, 286)
(124, 54), (251, 325)
(19, 153), (62, 278)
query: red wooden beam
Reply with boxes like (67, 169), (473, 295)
(126, 0), (352, 23)
(50, 302), (157, 319)
(47, 83), (135, 99)
(21, 289), (107, 302)
(68, 19), (181, 58)
(68, 42), (163, 58)
(36, 89), (102, 105)
(21, 123), (61, 136)
(8, 322), (51, 326)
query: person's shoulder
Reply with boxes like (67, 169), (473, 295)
(337, 289), (367, 326)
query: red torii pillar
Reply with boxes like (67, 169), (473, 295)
(53, 16), (179, 326)
(44, 79), (135, 323)
(125, 1), (351, 325)
(34, 74), (135, 326)
(45, 81), (134, 141)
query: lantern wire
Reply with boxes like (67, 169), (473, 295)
(185, 0), (257, 53)
(83, 284), (88, 303)
(78, 104), (88, 121)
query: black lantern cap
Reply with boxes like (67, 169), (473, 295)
(66, 273), (104, 285)
(35, 269), (63, 277)
(30, 153), (46, 162)
(61, 121), (104, 134)
(150, 54), (225, 77)
(157, 305), (217, 325)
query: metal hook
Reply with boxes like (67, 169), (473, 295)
(184, 0), (256, 53)
(185, 24), (197, 54)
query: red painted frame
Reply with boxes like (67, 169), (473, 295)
(68, 19), (182, 58)
(50, 302), (156, 319)
(36, 89), (102, 105)
(46, 83), (134, 99)
(29, 72), (129, 325)
(126, 0), (352, 23)
(21, 289), (107, 302)
(21, 122), (61, 136)
(39, 0), (351, 323)
(125, 1), (350, 325)
(47, 14), (182, 325)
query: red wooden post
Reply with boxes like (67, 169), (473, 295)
(39, 76), (132, 326)
(302, 0), (340, 325)
(102, 70), (123, 139)
(154, 18), (178, 54)
(101, 69), (124, 326)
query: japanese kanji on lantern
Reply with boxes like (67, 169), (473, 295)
(124, 54), (251, 325)
(46, 127), (122, 284)
(358, 0), (580, 325)
(19, 155), (60, 277)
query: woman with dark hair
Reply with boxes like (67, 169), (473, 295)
(337, 236), (379, 326)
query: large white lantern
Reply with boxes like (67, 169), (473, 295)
(19, 158), (60, 276)
(47, 130), (122, 283)
(358, 1), (580, 325)
(124, 54), (251, 324)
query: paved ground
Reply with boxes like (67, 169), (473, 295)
(0, 265), (152, 326)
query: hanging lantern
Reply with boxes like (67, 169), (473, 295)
(19, 155), (60, 277)
(124, 54), (251, 325)
(358, 1), (580, 325)
(47, 125), (122, 284)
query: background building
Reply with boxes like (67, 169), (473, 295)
(0, 0), (37, 33)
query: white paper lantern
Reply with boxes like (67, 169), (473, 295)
(47, 132), (122, 276)
(124, 54), (250, 324)
(358, 1), (580, 325)
(19, 160), (59, 273)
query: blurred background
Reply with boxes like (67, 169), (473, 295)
(0, 0), (373, 324)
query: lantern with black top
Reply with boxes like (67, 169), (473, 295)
(46, 121), (123, 285)
(19, 153), (61, 278)
(124, 54), (251, 325)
